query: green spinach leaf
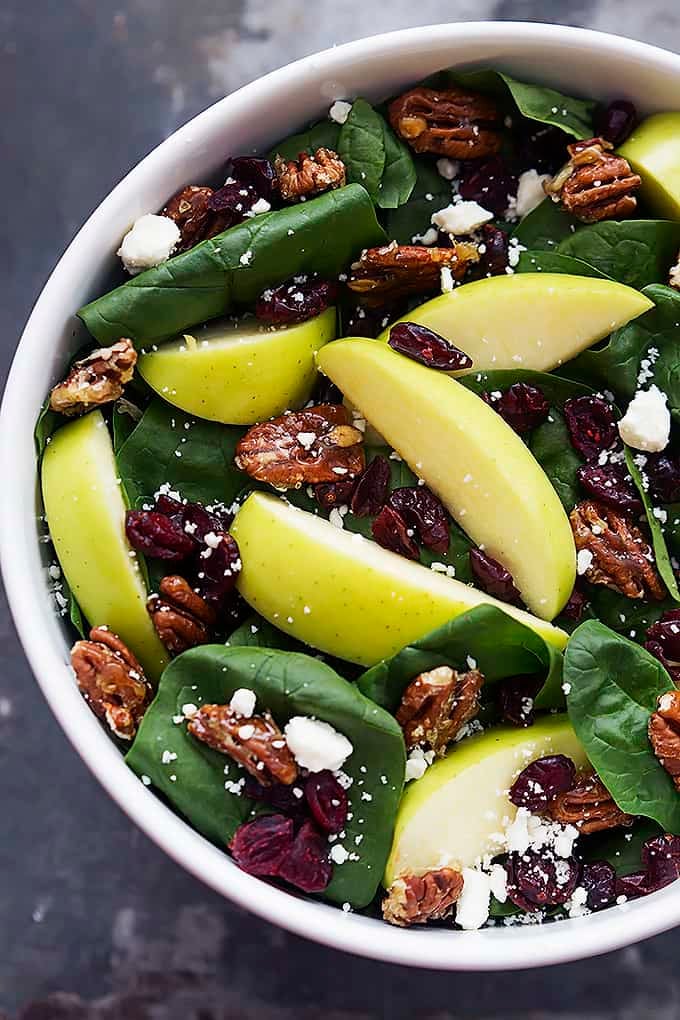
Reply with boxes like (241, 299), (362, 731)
(79, 185), (385, 347)
(116, 398), (249, 508)
(581, 817), (662, 876)
(127, 645), (405, 907)
(268, 120), (341, 161)
(337, 99), (386, 204)
(511, 198), (579, 251)
(564, 620), (680, 832)
(625, 446), (680, 601)
(377, 119), (417, 209)
(558, 221), (680, 290)
(585, 587), (674, 639)
(35, 400), (62, 460)
(357, 604), (564, 714)
(225, 613), (301, 651)
(516, 250), (609, 279)
(383, 158), (450, 243)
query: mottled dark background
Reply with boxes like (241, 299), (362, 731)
(2, 2), (680, 1017)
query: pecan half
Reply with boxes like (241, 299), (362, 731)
(235, 404), (364, 489)
(274, 148), (346, 202)
(161, 185), (229, 252)
(49, 339), (137, 417)
(396, 665), (483, 755)
(388, 86), (502, 159)
(348, 241), (478, 307)
(188, 704), (298, 785)
(71, 626), (152, 740)
(544, 137), (640, 223)
(549, 772), (633, 834)
(382, 868), (464, 927)
(147, 575), (217, 656)
(649, 689), (680, 790)
(570, 500), (665, 601)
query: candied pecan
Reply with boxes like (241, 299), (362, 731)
(545, 137), (640, 223)
(382, 868), (464, 927)
(388, 86), (502, 159)
(549, 772), (633, 834)
(348, 241), (478, 307)
(188, 704), (298, 785)
(71, 626), (152, 740)
(49, 339), (137, 417)
(161, 185), (224, 252)
(649, 689), (680, 790)
(396, 665), (483, 755)
(570, 500), (665, 601)
(235, 404), (364, 489)
(274, 148), (346, 202)
(147, 575), (216, 656)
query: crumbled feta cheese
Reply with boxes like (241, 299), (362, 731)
(230, 688), (256, 717)
(577, 548), (594, 575)
(329, 99), (353, 124)
(618, 385), (671, 453)
(249, 197), (271, 215)
(117, 214), (180, 275)
(239, 250), (253, 266)
(488, 863), (508, 903)
(297, 431), (316, 450)
(431, 201), (493, 236)
(515, 169), (551, 219)
(412, 226), (439, 246)
(440, 266), (454, 293)
(436, 157), (460, 180)
(404, 746), (435, 782)
(456, 867), (492, 930)
(330, 844), (350, 864)
(566, 885), (590, 918)
(284, 716), (353, 772)
(507, 238), (526, 268)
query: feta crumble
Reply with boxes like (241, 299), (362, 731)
(456, 867), (492, 930)
(329, 100), (353, 124)
(515, 169), (551, 219)
(576, 548), (594, 576)
(440, 266), (454, 293)
(618, 385), (671, 453)
(284, 716), (353, 772)
(117, 214), (180, 275)
(436, 157), (460, 180)
(230, 688), (256, 717)
(431, 201), (493, 236)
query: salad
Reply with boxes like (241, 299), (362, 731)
(35, 66), (680, 931)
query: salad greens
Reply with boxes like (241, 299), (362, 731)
(625, 446), (680, 601)
(557, 220), (680, 290)
(337, 99), (416, 209)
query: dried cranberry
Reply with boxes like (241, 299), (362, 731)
(498, 674), (542, 727)
(642, 834), (680, 891)
(229, 814), (294, 876)
(277, 819), (332, 893)
(563, 396), (618, 462)
(506, 850), (580, 911)
(256, 276), (338, 325)
(615, 870), (649, 900)
(482, 383), (550, 435)
(208, 181), (258, 228)
(581, 861), (617, 910)
(645, 610), (680, 684)
(194, 532), (242, 607)
(242, 775), (308, 817)
(458, 156), (517, 217)
(388, 322), (473, 371)
(154, 495), (232, 539)
(561, 583), (590, 622)
(469, 548), (521, 604)
(125, 510), (197, 560)
(388, 486), (449, 554)
(305, 771), (348, 834)
(509, 754), (576, 812)
(594, 100), (637, 147)
(516, 120), (570, 175)
(646, 452), (680, 504)
(577, 462), (642, 515)
(228, 155), (276, 203)
(351, 456), (391, 518)
(471, 224), (509, 278)
(372, 505), (420, 560)
(315, 479), (357, 511)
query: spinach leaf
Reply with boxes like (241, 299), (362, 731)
(79, 185), (385, 347)
(112, 400), (143, 453)
(337, 99), (386, 204)
(558, 221), (680, 291)
(377, 119), (417, 210)
(625, 446), (680, 601)
(357, 604), (564, 714)
(35, 400), (61, 460)
(116, 398), (249, 508)
(225, 613), (301, 651)
(585, 587), (674, 639)
(516, 250), (609, 279)
(383, 158), (450, 243)
(268, 120), (341, 161)
(511, 199), (579, 251)
(460, 370), (593, 511)
(564, 620), (680, 832)
(581, 817), (661, 876)
(127, 645), (405, 907)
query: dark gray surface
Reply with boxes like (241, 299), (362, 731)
(3, 2), (680, 1016)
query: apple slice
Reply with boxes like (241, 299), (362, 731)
(41, 411), (168, 680)
(318, 339), (575, 619)
(231, 492), (568, 666)
(137, 308), (336, 424)
(620, 114), (680, 219)
(377, 274), (652, 372)
(384, 715), (588, 886)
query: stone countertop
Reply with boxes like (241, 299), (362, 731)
(3, 2), (680, 1017)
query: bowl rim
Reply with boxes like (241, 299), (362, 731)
(5, 20), (680, 971)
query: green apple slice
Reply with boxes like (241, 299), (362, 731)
(377, 274), (653, 372)
(137, 308), (336, 424)
(384, 715), (589, 886)
(41, 411), (168, 680)
(230, 492), (568, 666)
(620, 114), (680, 219)
(318, 339), (575, 620)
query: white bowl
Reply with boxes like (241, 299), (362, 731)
(3, 21), (680, 971)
